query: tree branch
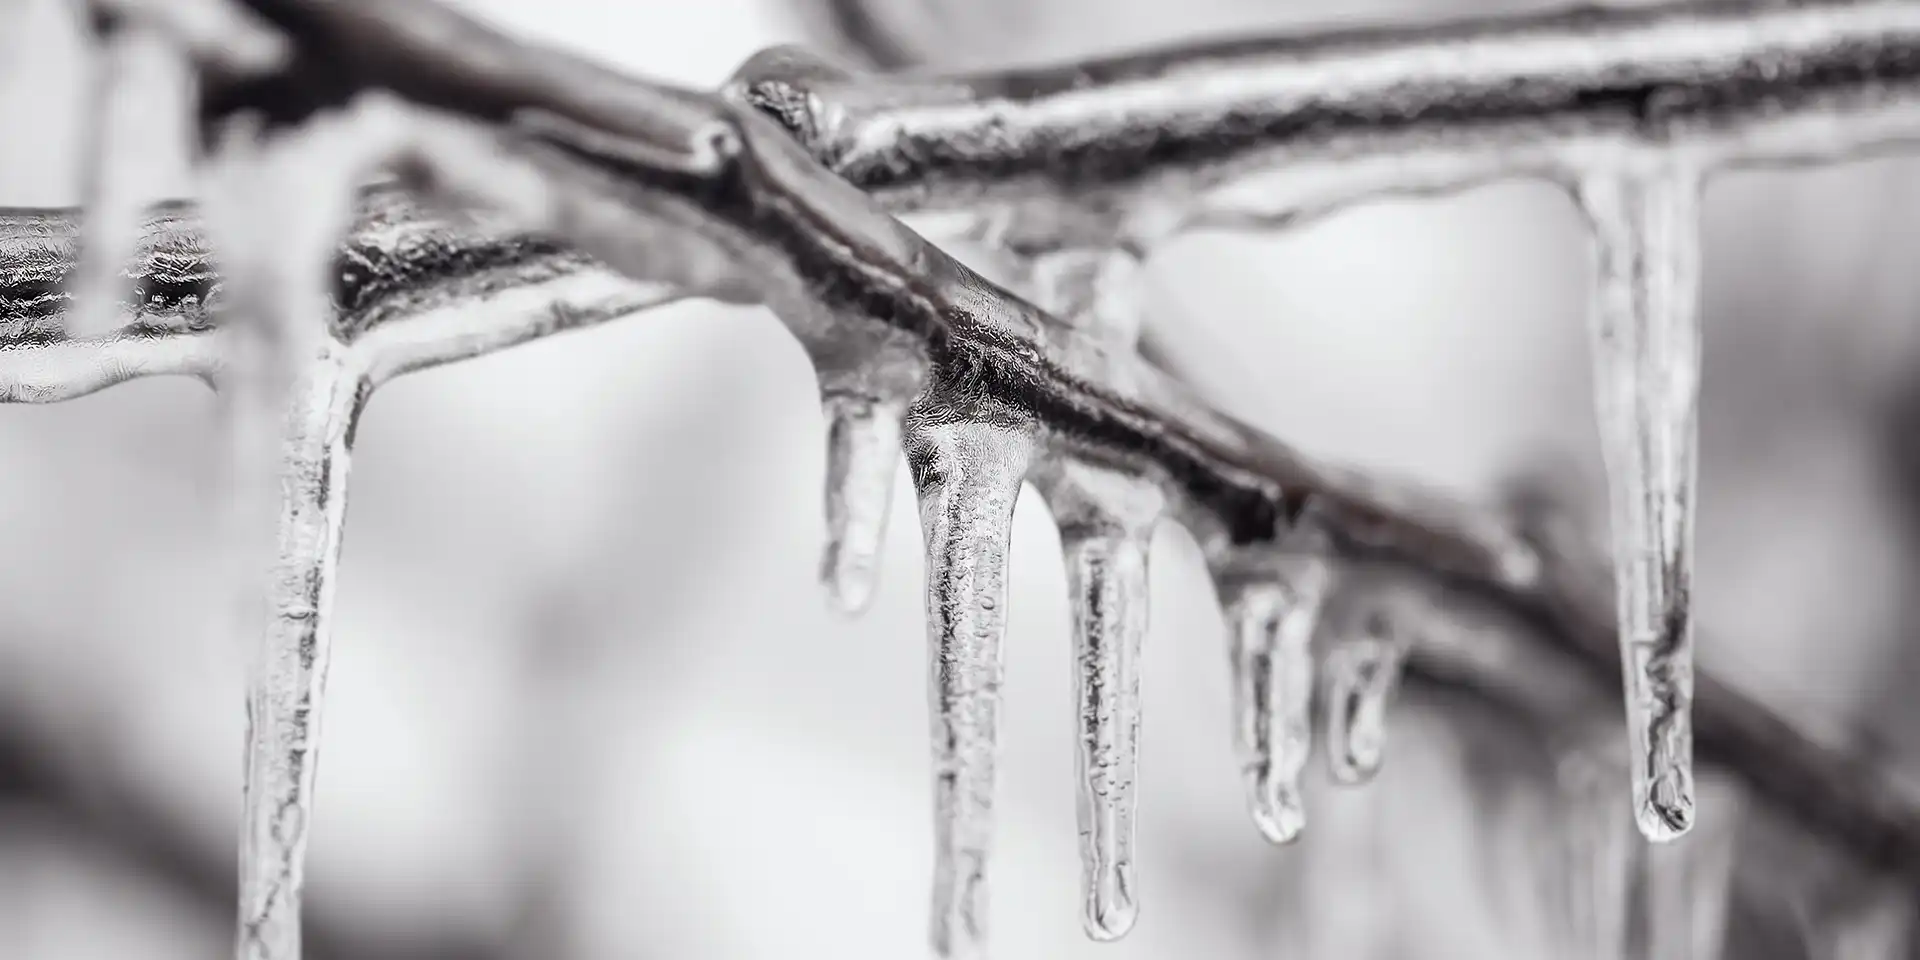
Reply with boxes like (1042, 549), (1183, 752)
(2, 0), (1916, 884)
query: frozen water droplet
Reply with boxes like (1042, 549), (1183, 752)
(1323, 621), (1405, 786)
(234, 362), (366, 960)
(1556, 740), (1639, 960)
(71, 24), (196, 337)
(1644, 770), (1742, 960)
(1223, 551), (1331, 845)
(1036, 461), (1163, 942)
(910, 417), (1034, 960)
(820, 393), (905, 615)
(1575, 170), (1704, 842)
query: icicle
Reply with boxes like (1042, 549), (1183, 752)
(198, 95), (421, 960)
(70, 21), (197, 338)
(820, 392), (906, 615)
(233, 358), (368, 960)
(1556, 739), (1640, 960)
(1223, 540), (1332, 845)
(909, 417), (1035, 960)
(1036, 461), (1164, 941)
(1322, 612), (1406, 787)
(1575, 168), (1704, 842)
(1642, 769), (1742, 960)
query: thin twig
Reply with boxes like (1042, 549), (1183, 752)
(2, 0), (1917, 880)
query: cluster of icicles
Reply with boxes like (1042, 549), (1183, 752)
(32, 7), (1729, 960)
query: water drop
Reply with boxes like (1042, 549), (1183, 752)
(909, 416), (1034, 959)
(1575, 169), (1704, 842)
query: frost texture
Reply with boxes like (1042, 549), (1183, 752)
(1577, 171), (1703, 843)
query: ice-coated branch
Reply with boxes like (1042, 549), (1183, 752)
(738, 0), (1920, 217)
(6, 0), (1920, 955)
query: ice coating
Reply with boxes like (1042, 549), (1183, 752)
(1575, 169), (1703, 843)
(820, 393), (907, 615)
(1322, 615), (1406, 786)
(1222, 546), (1332, 845)
(1557, 741), (1638, 960)
(909, 416), (1034, 959)
(235, 358), (366, 960)
(71, 24), (197, 339)
(1036, 461), (1164, 941)
(1644, 770), (1742, 960)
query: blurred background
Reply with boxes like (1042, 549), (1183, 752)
(3, 0), (1920, 956)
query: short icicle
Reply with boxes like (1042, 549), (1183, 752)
(1556, 737), (1640, 960)
(820, 392), (906, 615)
(909, 416), (1035, 960)
(1038, 461), (1164, 941)
(1223, 539), (1332, 845)
(1322, 612), (1407, 787)
(232, 358), (368, 960)
(1643, 769), (1743, 960)
(1575, 167), (1705, 842)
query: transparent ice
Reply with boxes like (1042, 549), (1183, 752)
(1323, 612), (1407, 786)
(1222, 535), (1333, 845)
(908, 416), (1033, 960)
(1643, 770), (1742, 960)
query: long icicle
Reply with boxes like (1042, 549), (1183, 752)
(1643, 769), (1743, 960)
(231, 357), (367, 960)
(1224, 543), (1332, 845)
(820, 392), (906, 615)
(1575, 167), (1704, 842)
(1323, 613), (1407, 787)
(200, 98), (406, 960)
(1041, 463), (1163, 941)
(910, 417), (1034, 960)
(1556, 738), (1640, 960)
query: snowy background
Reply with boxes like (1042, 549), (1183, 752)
(3, 0), (1920, 957)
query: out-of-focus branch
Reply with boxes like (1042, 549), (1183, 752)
(0, 707), (503, 960)
(2, 0), (1917, 880)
